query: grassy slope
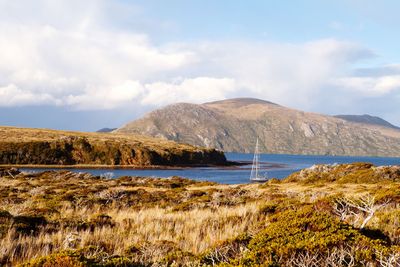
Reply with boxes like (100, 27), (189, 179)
(0, 163), (399, 266)
(0, 126), (226, 167)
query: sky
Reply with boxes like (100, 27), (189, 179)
(1, 0), (400, 131)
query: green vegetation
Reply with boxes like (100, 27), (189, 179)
(0, 126), (227, 167)
(233, 206), (398, 266)
(0, 163), (399, 266)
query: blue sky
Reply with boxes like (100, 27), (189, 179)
(1, 0), (400, 130)
(129, 1), (400, 60)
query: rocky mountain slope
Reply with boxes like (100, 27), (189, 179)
(335, 114), (400, 129)
(116, 98), (400, 157)
(0, 126), (226, 166)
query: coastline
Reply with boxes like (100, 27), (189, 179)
(0, 160), (252, 170)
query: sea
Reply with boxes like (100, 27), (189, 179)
(20, 153), (400, 184)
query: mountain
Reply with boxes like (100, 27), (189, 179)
(334, 114), (400, 130)
(96, 127), (117, 133)
(0, 126), (226, 166)
(115, 98), (400, 157)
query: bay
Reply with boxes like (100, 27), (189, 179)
(20, 153), (400, 184)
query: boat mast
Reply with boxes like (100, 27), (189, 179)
(250, 138), (260, 180)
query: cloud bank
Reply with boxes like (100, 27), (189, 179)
(0, 0), (399, 124)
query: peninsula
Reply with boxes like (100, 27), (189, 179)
(0, 126), (227, 167)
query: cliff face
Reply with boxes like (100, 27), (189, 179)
(116, 98), (400, 157)
(0, 127), (226, 166)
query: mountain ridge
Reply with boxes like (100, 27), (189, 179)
(115, 98), (400, 157)
(334, 114), (399, 130)
(96, 127), (117, 133)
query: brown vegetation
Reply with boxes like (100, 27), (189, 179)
(286, 162), (400, 184)
(0, 163), (399, 266)
(0, 126), (227, 167)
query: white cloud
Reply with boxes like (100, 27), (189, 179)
(141, 77), (236, 106)
(335, 75), (400, 96)
(0, 0), (399, 121)
(0, 84), (58, 106)
(65, 80), (145, 110)
(65, 77), (236, 110)
(181, 39), (374, 108)
(0, 1), (194, 109)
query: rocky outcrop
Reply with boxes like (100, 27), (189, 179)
(285, 162), (400, 183)
(0, 127), (227, 167)
(116, 98), (400, 157)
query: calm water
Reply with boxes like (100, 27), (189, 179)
(20, 153), (400, 184)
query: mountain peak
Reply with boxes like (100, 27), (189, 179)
(116, 99), (400, 157)
(204, 97), (279, 107)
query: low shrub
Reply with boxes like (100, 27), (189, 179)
(12, 215), (47, 235)
(0, 210), (12, 238)
(232, 205), (394, 266)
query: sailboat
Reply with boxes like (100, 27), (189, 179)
(250, 138), (268, 182)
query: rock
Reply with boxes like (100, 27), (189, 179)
(285, 163), (400, 183)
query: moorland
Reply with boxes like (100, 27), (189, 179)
(0, 126), (226, 168)
(0, 162), (399, 266)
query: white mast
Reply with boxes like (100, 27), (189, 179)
(250, 138), (268, 182)
(250, 138), (260, 180)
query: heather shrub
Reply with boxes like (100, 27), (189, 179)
(232, 205), (395, 266)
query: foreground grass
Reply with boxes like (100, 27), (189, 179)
(0, 163), (399, 266)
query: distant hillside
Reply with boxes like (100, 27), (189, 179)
(0, 126), (226, 167)
(335, 114), (400, 130)
(116, 98), (400, 157)
(96, 127), (117, 133)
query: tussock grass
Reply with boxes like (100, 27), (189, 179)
(1, 202), (264, 262)
(0, 165), (399, 266)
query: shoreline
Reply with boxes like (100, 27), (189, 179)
(0, 161), (286, 171)
(0, 161), (251, 170)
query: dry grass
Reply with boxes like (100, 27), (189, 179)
(0, 170), (268, 265)
(0, 126), (195, 150)
(0, 203), (263, 264)
(0, 166), (399, 266)
(1, 202), (265, 265)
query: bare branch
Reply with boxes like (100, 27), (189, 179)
(377, 250), (400, 267)
(333, 194), (388, 229)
